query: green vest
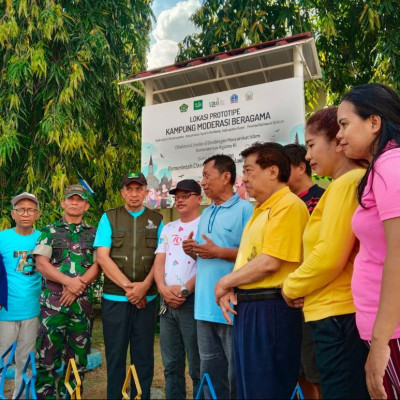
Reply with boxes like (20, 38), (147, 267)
(103, 206), (162, 296)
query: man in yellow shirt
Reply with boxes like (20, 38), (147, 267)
(214, 142), (309, 399)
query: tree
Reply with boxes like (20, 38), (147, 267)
(176, 0), (400, 105)
(0, 0), (154, 229)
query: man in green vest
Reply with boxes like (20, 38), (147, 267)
(95, 172), (163, 400)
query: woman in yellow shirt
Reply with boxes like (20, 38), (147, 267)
(282, 107), (369, 399)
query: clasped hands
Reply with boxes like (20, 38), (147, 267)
(60, 276), (87, 306)
(182, 232), (220, 259)
(159, 285), (186, 308)
(123, 281), (148, 309)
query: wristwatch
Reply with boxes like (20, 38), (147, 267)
(181, 285), (190, 297)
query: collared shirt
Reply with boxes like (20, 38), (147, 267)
(234, 186), (309, 289)
(195, 193), (253, 325)
(33, 218), (96, 313)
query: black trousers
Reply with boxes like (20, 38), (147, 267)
(102, 298), (157, 400)
(308, 313), (370, 399)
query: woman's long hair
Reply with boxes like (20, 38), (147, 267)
(341, 83), (400, 207)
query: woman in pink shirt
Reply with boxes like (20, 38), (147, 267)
(337, 83), (400, 399)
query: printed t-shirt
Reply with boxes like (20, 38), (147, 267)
(0, 229), (41, 321)
(155, 217), (200, 286)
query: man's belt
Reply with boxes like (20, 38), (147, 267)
(235, 288), (282, 302)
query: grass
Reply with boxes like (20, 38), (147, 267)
(4, 308), (193, 399)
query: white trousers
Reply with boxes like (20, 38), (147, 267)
(0, 317), (39, 399)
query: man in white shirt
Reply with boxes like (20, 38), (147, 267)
(154, 179), (202, 399)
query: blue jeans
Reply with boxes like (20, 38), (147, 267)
(234, 298), (302, 399)
(197, 320), (236, 399)
(308, 313), (369, 399)
(160, 294), (200, 399)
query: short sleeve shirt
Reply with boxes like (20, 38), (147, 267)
(234, 186), (309, 289)
(0, 229), (41, 321)
(155, 217), (200, 286)
(195, 193), (253, 324)
(352, 147), (400, 340)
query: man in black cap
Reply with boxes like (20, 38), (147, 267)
(154, 179), (202, 399)
(95, 172), (163, 400)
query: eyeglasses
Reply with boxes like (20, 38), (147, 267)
(173, 193), (199, 200)
(13, 208), (38, 216)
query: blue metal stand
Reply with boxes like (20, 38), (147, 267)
(195, 373), (217, 399)
(14, 351), (37, 400)
(0, 342), (17, 400)
(291, 384), (305, 400)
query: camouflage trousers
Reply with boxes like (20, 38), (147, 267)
(35, 305), (92, 400)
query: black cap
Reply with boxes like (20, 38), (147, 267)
(122, 172), (147, 187)
(169, 179), (201, 195)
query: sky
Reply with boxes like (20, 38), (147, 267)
(147, 0), (201, 70)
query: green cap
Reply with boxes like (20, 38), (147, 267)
(64, 184), (88, 200)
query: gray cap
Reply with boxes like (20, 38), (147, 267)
(11, 192), (39, 207)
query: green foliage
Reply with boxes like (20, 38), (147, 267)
(177, 0), (400, 105)
(0, 0), (154, 227)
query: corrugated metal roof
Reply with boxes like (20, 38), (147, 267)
(119, 32), (321, 104)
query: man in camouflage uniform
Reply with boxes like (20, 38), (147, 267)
(33, 185), (100, 399)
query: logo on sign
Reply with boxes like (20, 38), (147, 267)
(194, 100), (203, 110)
(230, 94), (239, 103)
(245, 91), (254, 101)
(209, 97), (225, 108)
(179, 103), (189, 112)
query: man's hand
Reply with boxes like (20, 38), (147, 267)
(182, 231), (197, 258)
(135, 298), (148, 310)
(365, 340), (390, 399)
(192, 234), (220, 259)
(60, 288), (78, 307)
(281, 289), (304, 308)
(160, 285), (186, 308)
(124, 281), (149, 304)
(65, 276), (86, 296)
(218, 290), (237, 325)
(214, 276), (231, 304)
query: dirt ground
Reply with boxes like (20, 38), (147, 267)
(3, 310), (193, 399)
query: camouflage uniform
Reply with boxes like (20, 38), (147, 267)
(33, 218), (96, 400)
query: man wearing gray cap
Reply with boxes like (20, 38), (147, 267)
(34, 184), (100, 399)
(95, 172), (163, 400)
(0, 192), (41, 398)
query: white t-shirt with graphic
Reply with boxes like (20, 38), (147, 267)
(155, 217), (200, 287)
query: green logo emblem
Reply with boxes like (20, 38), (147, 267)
(194, 100), (203, 110)
(179, 104), (188, 112)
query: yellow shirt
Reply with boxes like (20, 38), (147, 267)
(283, 169), (365, 322)
(234, 186), (309, 289)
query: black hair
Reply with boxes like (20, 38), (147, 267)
(284, 144), (312, 177)
(240, 142), (291, 183)
(203, 154), (236, 185)
(341, 83), (400, 206)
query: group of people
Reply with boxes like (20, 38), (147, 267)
(0, 82), (400, 400)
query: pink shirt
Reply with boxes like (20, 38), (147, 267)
(352, 147), (400, 340)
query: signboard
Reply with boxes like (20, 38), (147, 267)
(141, 77), (305, 208)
